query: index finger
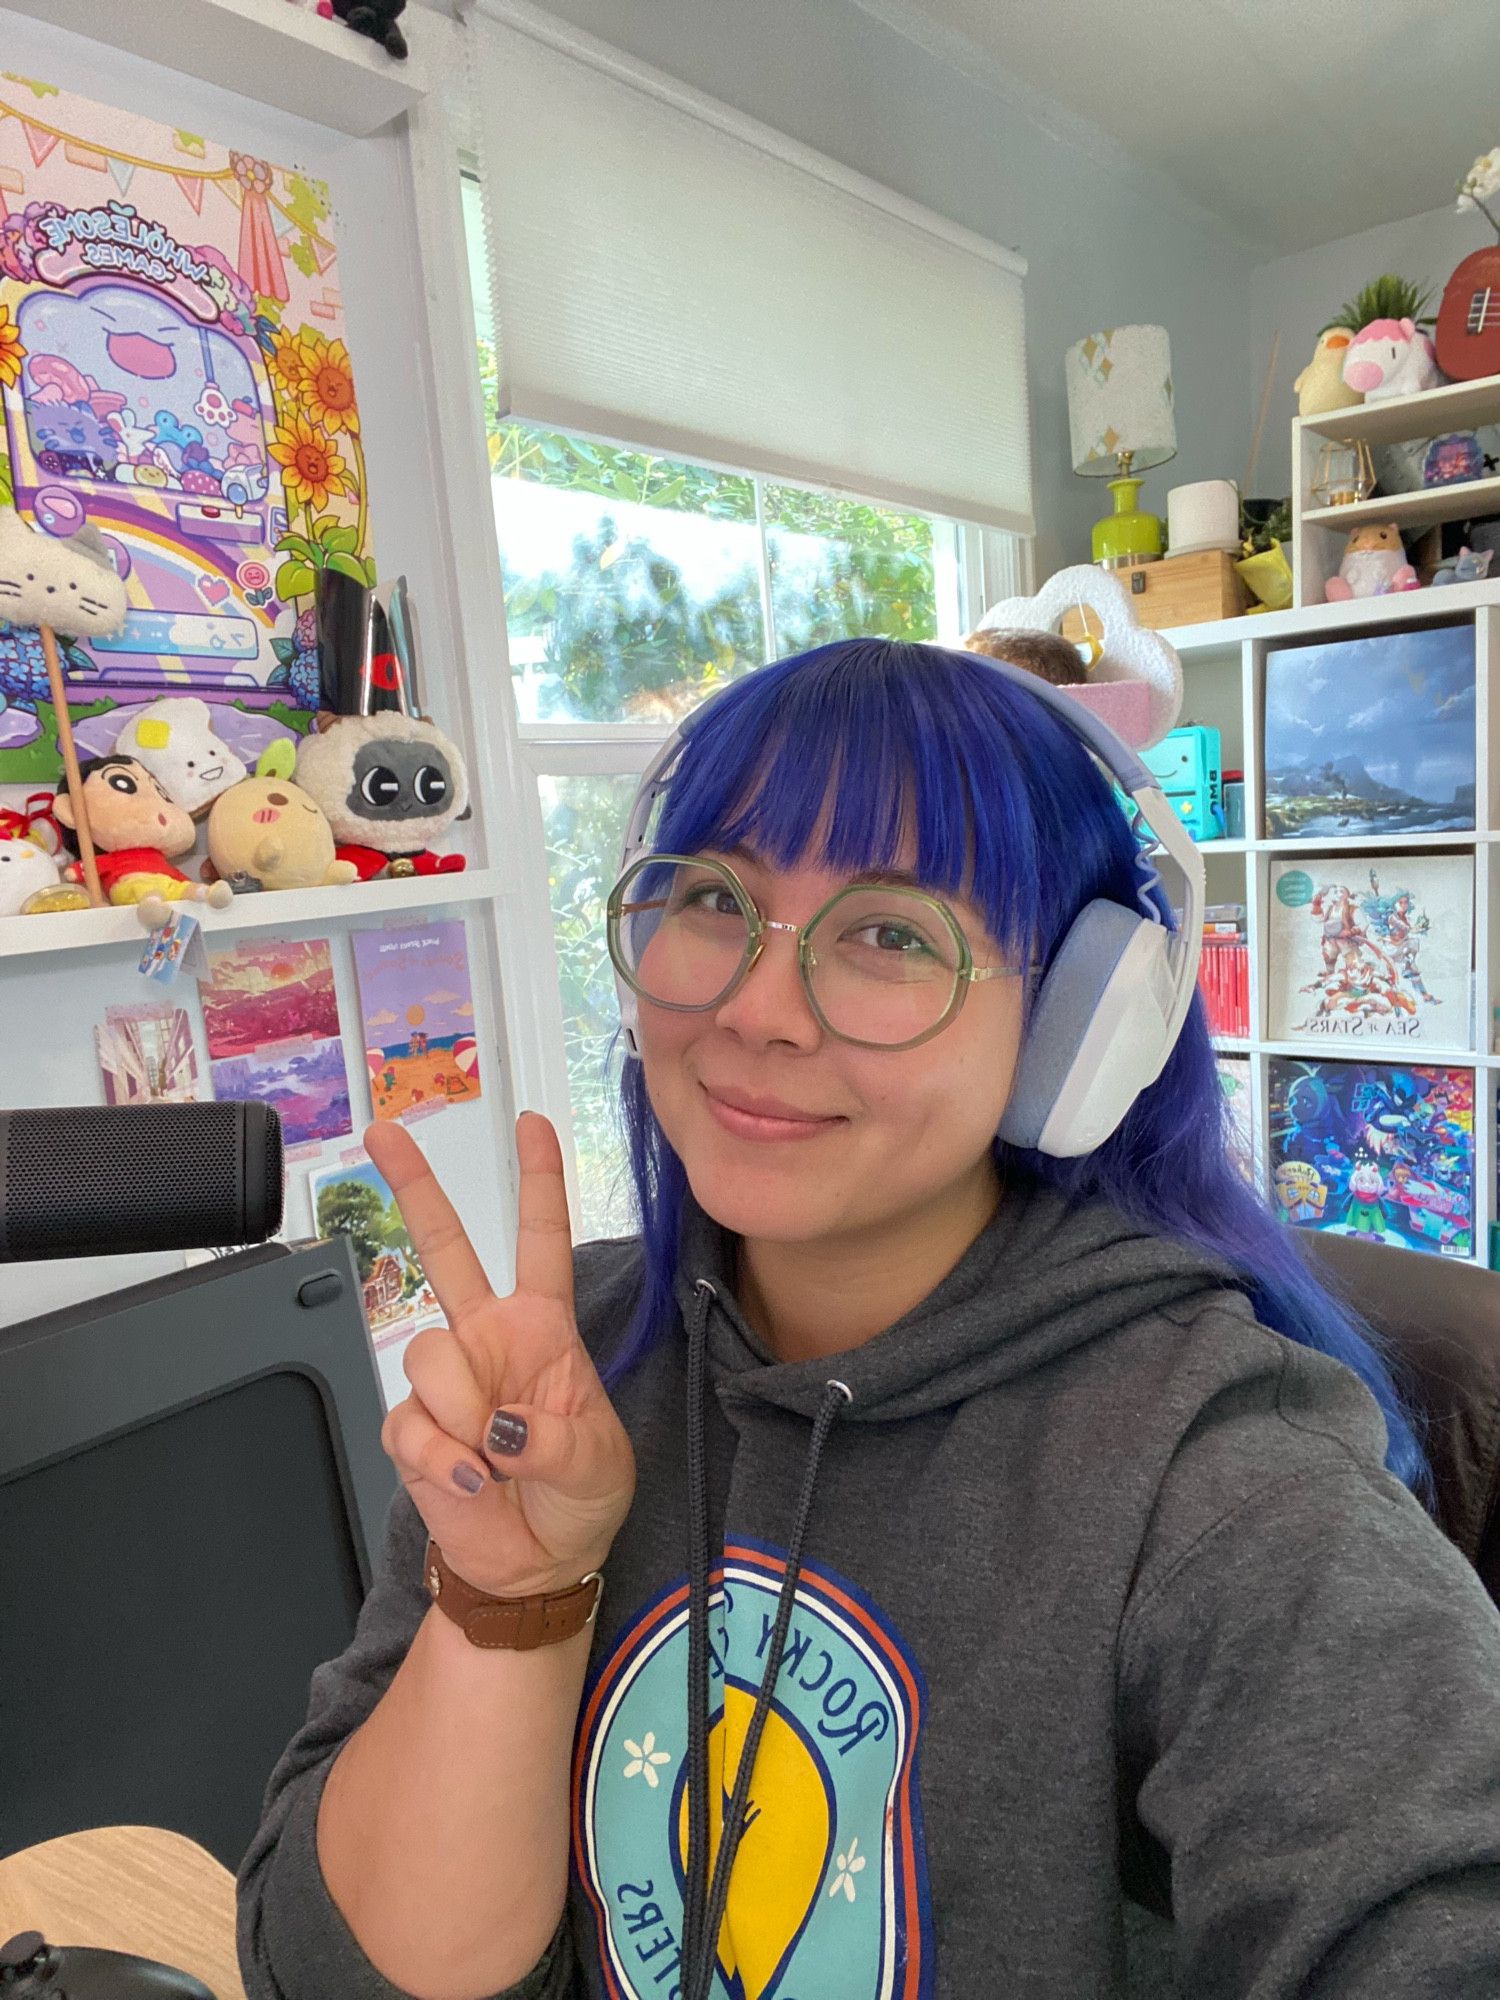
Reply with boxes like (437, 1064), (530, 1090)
(362, 1120), (494, 1327)
(514, 1110), (574, 1306)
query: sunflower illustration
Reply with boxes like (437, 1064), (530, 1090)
(269, 333), (306, 400)
(0, 305), (26, 390)
(269, 414), (349, 511)
(296, 332), (359, 436)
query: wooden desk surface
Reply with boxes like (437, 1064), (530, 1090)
(0, 1824), (246, 2000)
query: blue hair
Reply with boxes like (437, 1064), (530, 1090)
(607, 638), (1427, 1492)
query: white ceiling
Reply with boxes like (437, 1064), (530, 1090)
(855, 0), (1500, 254)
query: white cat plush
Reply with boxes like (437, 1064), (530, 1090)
(0, 836), (62, 916)
(0, 508), (126, 638)
(114, 697), (248, 817)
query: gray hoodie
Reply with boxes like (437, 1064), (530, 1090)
(238, 1178), (1500, 1999)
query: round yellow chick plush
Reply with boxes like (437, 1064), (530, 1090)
(1293, 328), (1364, 417)
(207, 768), (359, 893)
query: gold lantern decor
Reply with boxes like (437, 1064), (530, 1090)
(1311, 438), (1376, 508)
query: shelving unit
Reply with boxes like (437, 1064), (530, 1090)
(1292, 372), (1500, 607)
(1160, 588), (1500, 1263)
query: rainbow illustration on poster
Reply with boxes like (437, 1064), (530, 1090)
(574, 1541), (932, 2000)
(0, 73), (372, 782)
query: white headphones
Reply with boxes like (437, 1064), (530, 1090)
(611, 649), (1203, 1158)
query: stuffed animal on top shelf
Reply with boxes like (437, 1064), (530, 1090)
(294, 711), (468, 880)
(1340, 319), (1442, 402)
(0, 509), (126, 638)
(1325, 523), (1421, 601)
(207, 754), (360, 893)
(0, 836), (64, 917)
(1293, 329), (1364, 417)
(113, 697), (248, 818)
(329, 0), (407, 58)
(53, 755), (232, 908)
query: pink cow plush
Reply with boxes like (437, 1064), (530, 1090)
(1341, 318), (1441, 402)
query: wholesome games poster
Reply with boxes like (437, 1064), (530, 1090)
(0, 73), (372, 783)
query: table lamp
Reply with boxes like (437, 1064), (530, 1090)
(1065, 324), (1177, 567)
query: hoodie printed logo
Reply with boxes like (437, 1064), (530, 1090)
(574, 1540), (931, 2000)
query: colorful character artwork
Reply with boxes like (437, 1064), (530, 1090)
(95, 1000), (198, 1102)
(0, 75), (372, 783)
(310, 1148), (443, 1405)
(1267, 855), (1473, 1045)
(1215, 1055), (1254, 1183)
(353, 920), (480, 1122)
(200, 933), (351, 1143)
(1268, 1057), (1475, 1259)
(1263, 626), (1475, 839)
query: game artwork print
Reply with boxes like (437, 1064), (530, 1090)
(1262, 625), (1475, 840)
(574, 1542), (932, 2000)
(1268, 1056), (1474, 1258)
(0, 73), (372, 786)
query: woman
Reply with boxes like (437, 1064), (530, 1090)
(239, 640), (1500, 2000)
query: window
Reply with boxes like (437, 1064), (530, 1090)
(461, 176), (1026, 1234)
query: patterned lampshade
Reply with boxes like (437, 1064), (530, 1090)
(1065, 324), (1177, 476)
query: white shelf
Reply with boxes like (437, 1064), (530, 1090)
(1257, 831), (1478, 852)
(0, 866), (506, 963)
(1255, 1038), (1480, 1066)
(1299, 373), (1500, 450)
(1163, 577), (1500, 660)
(1304, 476), (1500, 535)
(3, 0), (450, 135)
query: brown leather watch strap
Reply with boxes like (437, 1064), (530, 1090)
(423, 1538), (603, 1650)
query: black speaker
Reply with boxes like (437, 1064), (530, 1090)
(0, 1102), (283, 1262)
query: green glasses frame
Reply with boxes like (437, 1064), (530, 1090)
(606, 852), (1017, 1052)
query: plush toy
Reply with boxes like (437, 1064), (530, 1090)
(1432, 546), (1494, 587)
(1340, 319), (1442, 402)
(53, 755), (232, 907)
(113, 697), (248, 818)
(330, 0), (407, 58)
(0, 836), (63, 916)
(1325, 523), (1421, 601)
(1293, 329), (1363, 417)
(207, 767), (360, 892)
(294, 711), (468, 879)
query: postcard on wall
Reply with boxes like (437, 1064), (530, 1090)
(353, 921), (480, 1122)
(1266, 854), (1473, 1046)
(1262, 625), (1475, 840)
(0, 73), (372, 787)
(95, 1000), (198, 1103)
(200, 935), (340, 1058)
(1215, 1054), (1253, 1184)
(1267, 1056), (1474, 1258)
(309, 1150), (443, 1349)
(210, 1034), (352, 1146)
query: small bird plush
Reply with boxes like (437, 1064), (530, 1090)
(1293, 329), (1363, 417)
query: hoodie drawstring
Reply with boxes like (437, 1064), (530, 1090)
(681, 1276), (851, 2000)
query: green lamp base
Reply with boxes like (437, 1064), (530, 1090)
(1091, 476), (1163, 568)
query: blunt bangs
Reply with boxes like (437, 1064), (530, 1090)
(653, 639), (1142, 967)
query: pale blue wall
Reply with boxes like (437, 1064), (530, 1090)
(516, 0), (1260, 584)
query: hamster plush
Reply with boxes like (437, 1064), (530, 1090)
(114, 697), (248, 817)
(53, 754), (231, 907)
(1325, 522), (1421, 601)
(0, 510), (127, 638)
(0, 836), (62, 916)
(207, 769), (359, 893)
(294, 711), (467, 880)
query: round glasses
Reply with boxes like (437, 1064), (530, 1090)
(607, 853), (1016, 1051)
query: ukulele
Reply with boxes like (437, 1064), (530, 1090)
(1435, 246), (1500, 381)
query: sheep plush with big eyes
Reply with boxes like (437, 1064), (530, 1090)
(293, 712), (468, 880)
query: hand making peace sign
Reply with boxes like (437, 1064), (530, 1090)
(369, 1112), (636, 1599)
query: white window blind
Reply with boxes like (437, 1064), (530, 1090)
(470, 1), (1034, 534)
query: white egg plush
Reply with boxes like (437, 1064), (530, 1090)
(114, 696), (248, 817)
(0, 837), (61, 915)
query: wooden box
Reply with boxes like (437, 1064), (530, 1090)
(1060, 549), (1248, 638)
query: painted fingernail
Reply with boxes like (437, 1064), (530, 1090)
(489, 1462), (511, 1483)
(451, 1461), (484, 1495)
(487, 1409), (528, 1456)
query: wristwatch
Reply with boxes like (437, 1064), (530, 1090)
(424, 1538), (604, 1650)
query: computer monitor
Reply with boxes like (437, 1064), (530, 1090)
(0, 1237), (399, 1870)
